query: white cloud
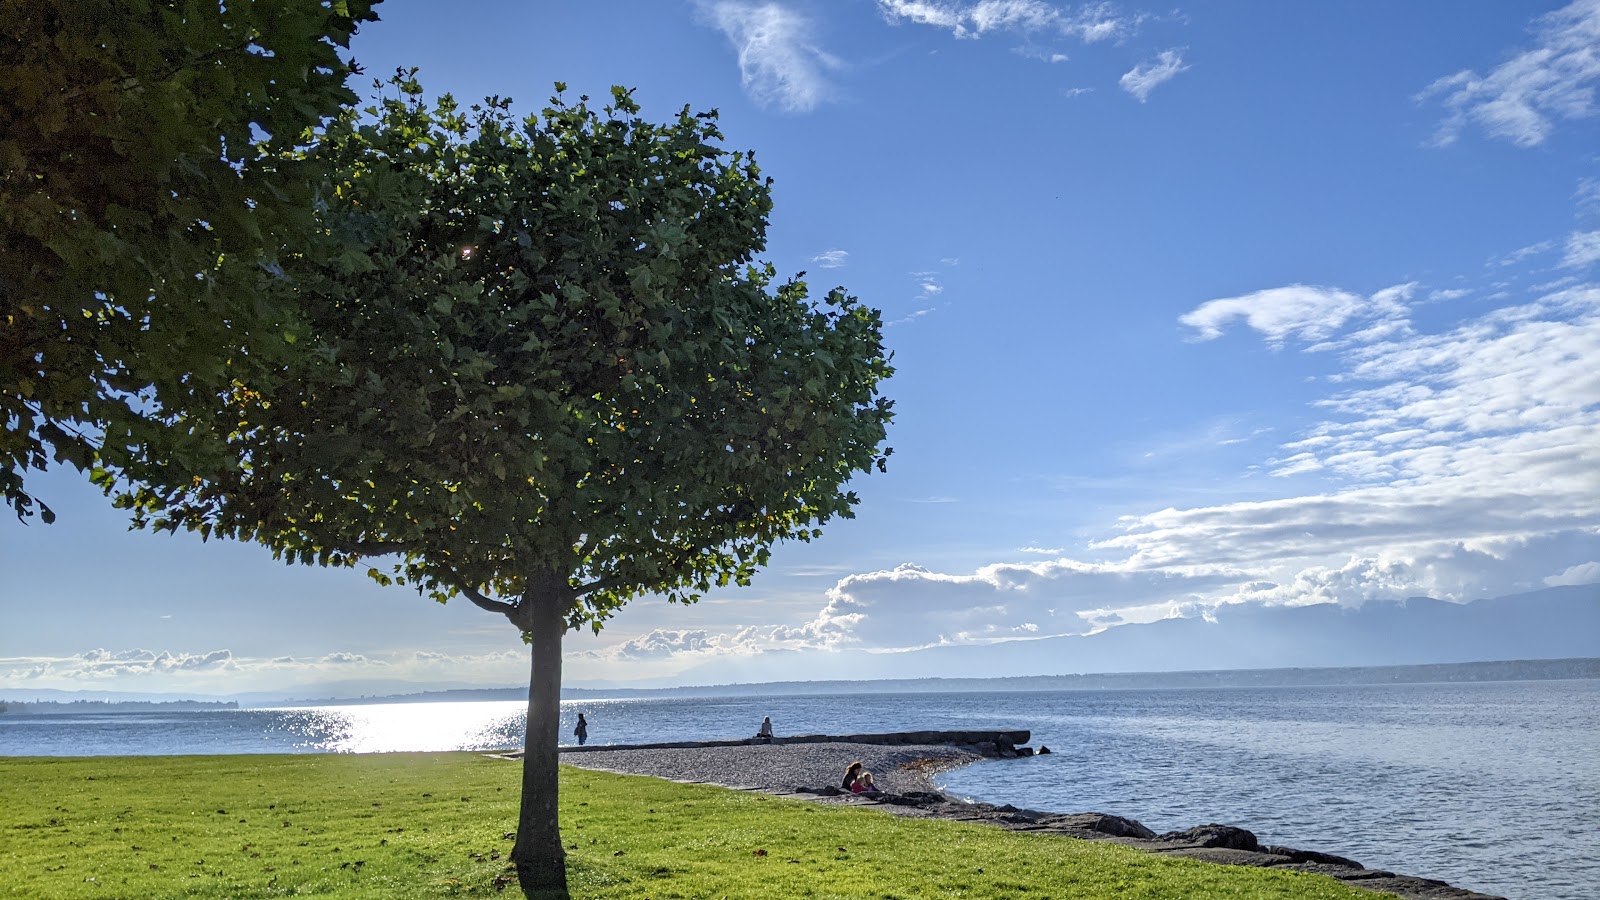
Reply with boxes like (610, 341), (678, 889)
(0, 648), (530, 693)
(812, 248), (849, 268)
(1579, 177), (1600, 214)
(1563, 229), (1600, 268)
(608, 281), (1600, 663)
(1546, 561), (1600, 585)
(704, 2), (839, 113)
(1119, 49), (1188, 102)
(877, 0), (1142, 42)
(1418, 0), (1600, 147)
(1062, 2), (1139, 42)
(1013, 45), (1070, 63)
(1179, 283), (1413, 348)
(787, 560), (1245, 650)
(1492, 240), (1556, 267)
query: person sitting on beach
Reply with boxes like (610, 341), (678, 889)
(755, 716), (774, 743)
(851, 771), (881, 795)
(842, 761), (864, 791)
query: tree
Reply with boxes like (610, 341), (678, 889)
(0, 0), (379, 521)
(119, 77), (894, 896)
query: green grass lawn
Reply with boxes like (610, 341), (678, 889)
(0, 753), (1393, 899)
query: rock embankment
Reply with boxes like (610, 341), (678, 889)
(554, 731), (1506, 900)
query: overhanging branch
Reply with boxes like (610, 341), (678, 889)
(458, 581), (518, 617)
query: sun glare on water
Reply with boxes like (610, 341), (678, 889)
(268, 701), (528, 753)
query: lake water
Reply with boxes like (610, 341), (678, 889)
(3, 679), (1596, 900)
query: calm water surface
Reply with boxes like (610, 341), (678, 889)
(3, 679), (1595, 900)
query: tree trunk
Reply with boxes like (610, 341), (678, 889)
(512, 588), (568, 899)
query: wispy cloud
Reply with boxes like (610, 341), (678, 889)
(703, 2), (840, 113)
(877, 0), (1144, 43)
(1119, 48), (1188, 101)
(1563, 229), (1600, 268)
(1418, 0), (1600, 147)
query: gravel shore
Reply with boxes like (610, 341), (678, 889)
(559, 741), (984, 795)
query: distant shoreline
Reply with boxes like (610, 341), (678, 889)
(4, 657), (1595, 708)
(0, 699), (239, 715)
(263, 656), (1600, 707)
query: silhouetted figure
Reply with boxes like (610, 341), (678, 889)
(756, 716), (774, 743)
(574, 713), (588, 746)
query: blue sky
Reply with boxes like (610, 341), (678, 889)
(4, 0), (1599, 696)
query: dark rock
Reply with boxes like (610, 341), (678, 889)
(1263, 845), (1364, 869)
(1274, 862), (1395, 880)
(1044, 812), (1157, 840)
(1352, 875), (1507, 900)
(1156, 824), (1260, 851)
(1161, 847), (1293, 868)
(1037, 745), (1050, 754)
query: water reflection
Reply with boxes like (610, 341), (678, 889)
(265, 701), (527, 753)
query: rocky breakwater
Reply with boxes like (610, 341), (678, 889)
(808, 791), (1506, 900)
(549, 730), (1506, 900)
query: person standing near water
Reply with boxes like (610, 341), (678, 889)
(574, 713), (588, 746)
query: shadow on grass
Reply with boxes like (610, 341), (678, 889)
(515, 858), (570, 900)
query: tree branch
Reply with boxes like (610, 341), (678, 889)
(573, 573), (626, 598)
(458, 581), (518, 617)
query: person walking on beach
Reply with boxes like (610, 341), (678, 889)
(756, 716), (774, 743)
(574, 713), (588, 746)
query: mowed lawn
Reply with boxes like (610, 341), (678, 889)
(0, 753), (1392, 899)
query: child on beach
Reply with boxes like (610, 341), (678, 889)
(852, 771), (880, 795)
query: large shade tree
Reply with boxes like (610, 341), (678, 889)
(119, 77), (894, 895)
(0, 0), (379, 521)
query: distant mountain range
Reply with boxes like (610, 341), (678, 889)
(3, 583), (1594, 704)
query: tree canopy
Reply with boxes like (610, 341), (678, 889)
(119, 76), (894, 894)
(0, 0), (379, 522)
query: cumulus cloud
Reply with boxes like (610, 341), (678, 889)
(1119, 49), (1188, 101)
(1179, 283), (1414, 348)
(784, 560), (1246, 650)
(1546, 561), (1600, 585)
(703, 2), (839, 113)
(812, 248), (849, 268)
(1418, 0), (1600, 147)
(570, 280), (1600, 666)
